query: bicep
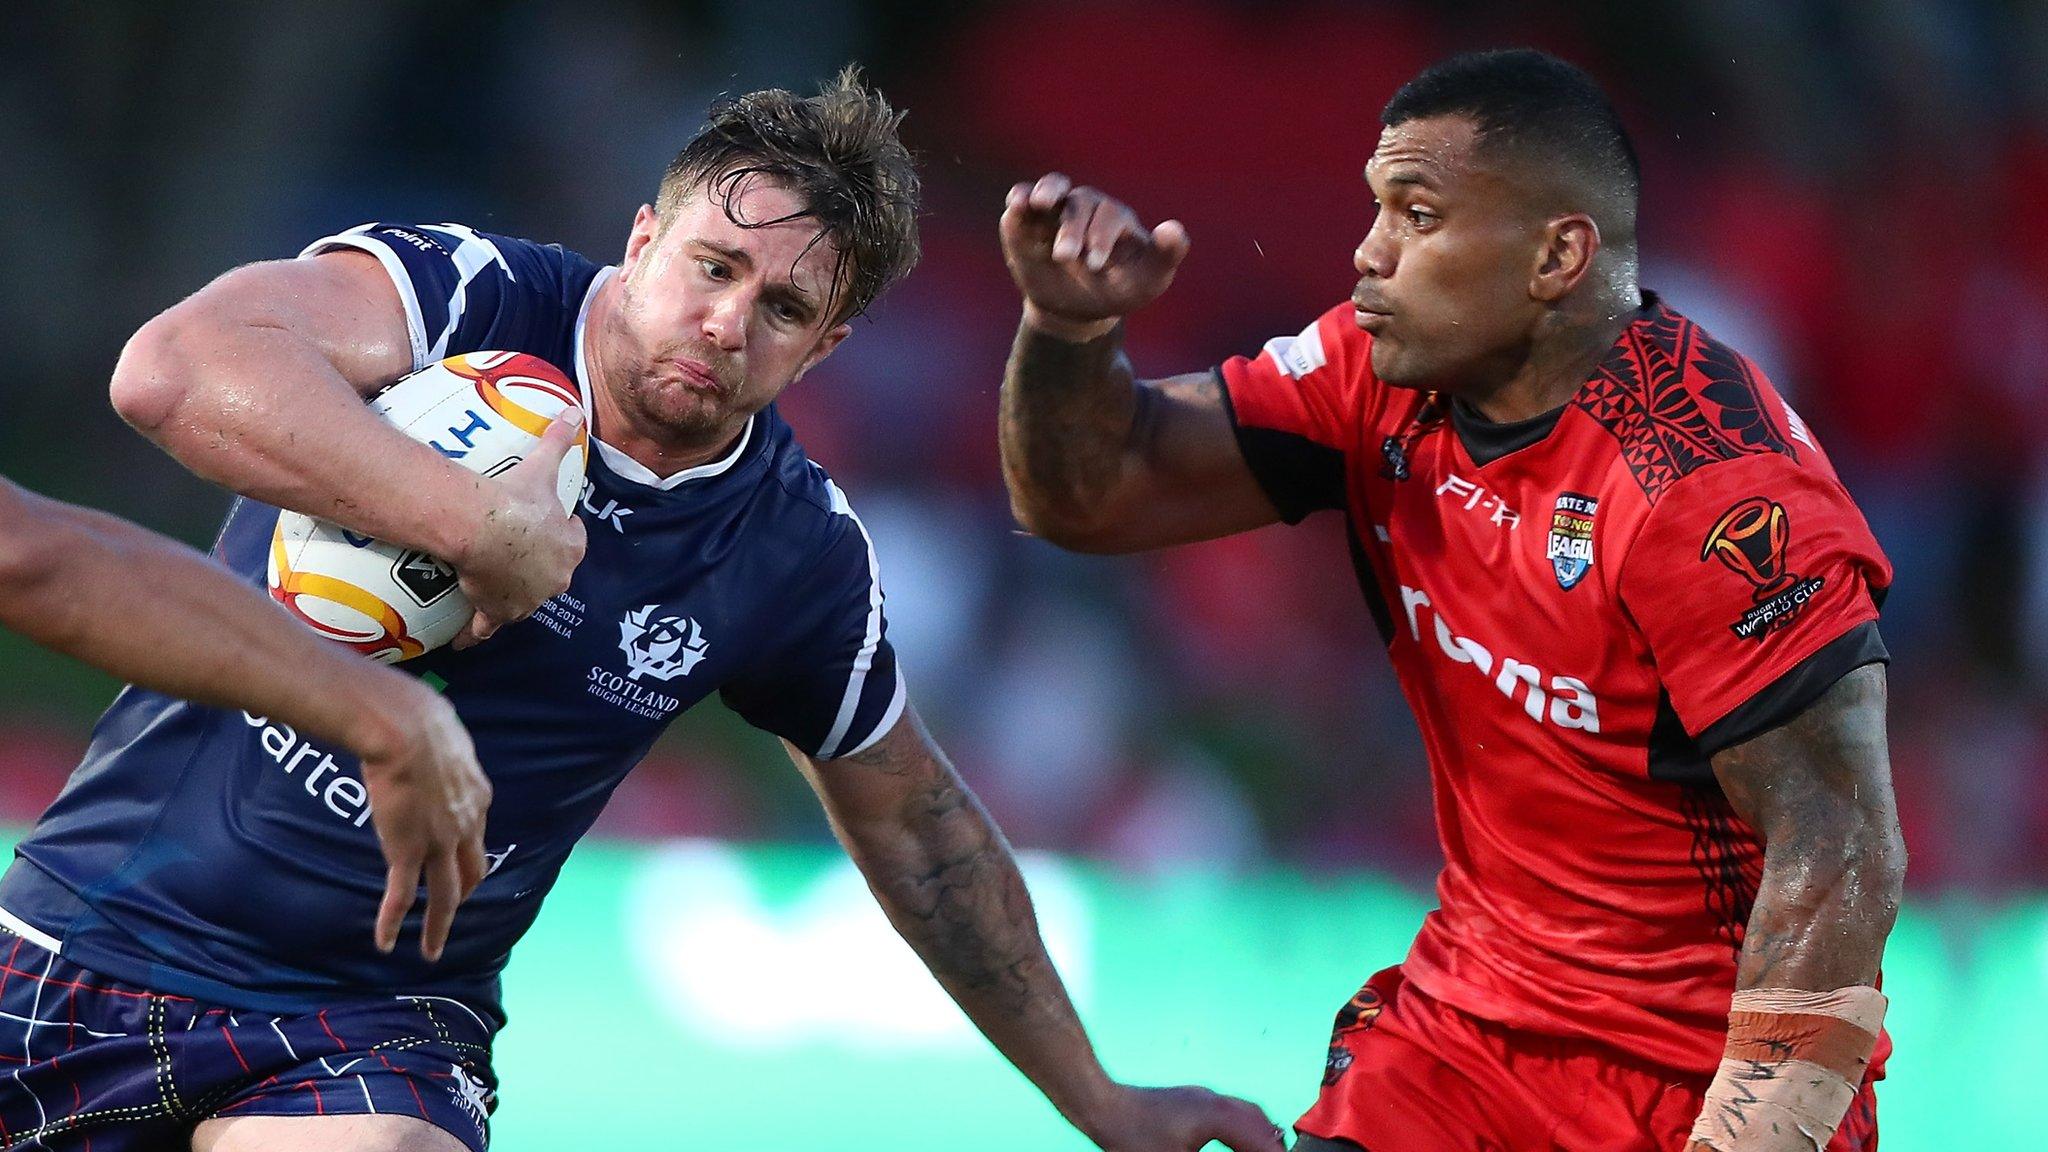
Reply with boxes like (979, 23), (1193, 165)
(1084, 370), (1281, 553)
(134, 249), (413, 403)
(1710, 663), (1898, 850)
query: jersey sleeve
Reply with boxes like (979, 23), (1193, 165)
(1215, 302), (1376, 523)
(1619, 451), (1893, 754)
(298, 222), (533, 373)
(718, 489), (906, 760)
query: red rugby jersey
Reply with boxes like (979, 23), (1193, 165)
(1219, 296), (1893, 1073)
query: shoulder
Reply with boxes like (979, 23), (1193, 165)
(750, 409), (877, 559)
(1573, 298), (1837, 507)
(301, 222), (605, 370)
(1232, 302), (1377, 394)
(301, 223), (602, 307)
(1220, 301), (1384, 447)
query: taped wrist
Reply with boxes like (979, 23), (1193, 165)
(1688, 985), (1886, 1151)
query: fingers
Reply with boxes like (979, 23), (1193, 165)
(456, 832), (488, 901)
(419, 850), (463, 962)
(1053, 194), (1105, 264)
(1190, 1092), (1287, 1152)
(526, 407), (586, 473)
(1151, 219), (1192, 264)
(1008, 173), (1171, 274)
(375, 856), (419, 954)
(450, 610), (498, 651)
(1027, 171), (1073, 210)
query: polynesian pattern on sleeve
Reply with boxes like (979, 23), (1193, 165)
(1573, 303), (1801, 504)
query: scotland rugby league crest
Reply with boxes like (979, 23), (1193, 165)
(618, 604), (709, 681)
(1547, 493), (1599, 590)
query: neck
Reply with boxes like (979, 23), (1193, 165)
(1460, 286), (1640, 424)
(582, 274), (749, 476)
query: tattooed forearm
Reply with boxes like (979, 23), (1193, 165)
(872, 766), (1041, 1010)
(802, 713), (1113, 1122)
(999, 320), (1138, 536)
(1711, 664), (1904, 992)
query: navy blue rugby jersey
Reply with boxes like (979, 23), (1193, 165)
(0, 223), (904, 1020)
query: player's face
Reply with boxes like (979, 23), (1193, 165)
(1353, 115), (1550, 392)
(606, 175), (851, 447)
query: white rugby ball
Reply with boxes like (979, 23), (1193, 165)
(268, 350), (588, 662)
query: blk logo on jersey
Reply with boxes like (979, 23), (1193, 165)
(1702, 497), (1826, 640)
(618, 605), (709, 682)
(580, 480), (633, 533)
(1546, 493), (1598, 589)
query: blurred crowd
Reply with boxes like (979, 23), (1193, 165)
(2, 0), (2044, 889)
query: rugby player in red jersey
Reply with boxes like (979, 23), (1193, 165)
(999, 49), (1901, 1152)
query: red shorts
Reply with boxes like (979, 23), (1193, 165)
(1297, 965), (1879, 1152)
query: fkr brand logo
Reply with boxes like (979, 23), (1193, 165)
(1701, 497), (1825, 640)
(1547, 493), (1598, 590)
(618, 605), (709, 682)
(1436, 474), (1520, 529)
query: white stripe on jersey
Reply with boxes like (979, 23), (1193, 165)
(815, 475), (889, 760)
(839, 665), (907, 759)
(0, 906), (61, 955)
(301, 226), (431, 371)
(1261, 317), (1328, 380)
(421, 223), (515, 363)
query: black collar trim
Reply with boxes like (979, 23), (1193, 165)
(1449, 397), (1569, 467)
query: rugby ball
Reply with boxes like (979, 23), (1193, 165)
(267, 351), (588, 662)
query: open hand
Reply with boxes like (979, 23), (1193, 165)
(359, 686), (492, 961)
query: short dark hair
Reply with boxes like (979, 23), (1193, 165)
(658, 65), (921, 324)
(1382, 49), (1639, 244)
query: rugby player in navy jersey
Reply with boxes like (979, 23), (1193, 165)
(1000, 50), (1901, 1152)
(0, 70), (1282, 1152)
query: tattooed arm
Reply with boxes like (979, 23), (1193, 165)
(1713, 664), (1903, 993)
(1688, 664), (1904, 1150)
(787, 705), (1283, 1152)
(997, 174), (1278, 553)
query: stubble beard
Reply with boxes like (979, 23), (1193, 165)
(620, 360), (745, 446)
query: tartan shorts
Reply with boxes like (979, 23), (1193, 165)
(0, 930), (498, 1150)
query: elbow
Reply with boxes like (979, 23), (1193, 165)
(1006, 492), (1129, 555)
(0, 483), (35, 587)
(1867, 825), (1908, 921)
(108, 313), (201, 437)
(0, 485), (74, 625)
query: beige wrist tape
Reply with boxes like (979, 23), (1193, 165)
(1688, 985), (1887, 1152)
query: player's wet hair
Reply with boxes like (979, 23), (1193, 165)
(658, 65), (921, 324)
(1382, 49), (1639, 249)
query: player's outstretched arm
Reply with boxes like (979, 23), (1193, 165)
(0, 478), (491, 961)
(108, 250), (583, 642)
(786, 707), (1285, 1152)
(998, 175), (1280, 554)
(1688, 664), (1904, 1152)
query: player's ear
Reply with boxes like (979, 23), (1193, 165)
(1531, 214), (1600, 303)
(622, 204), (661, 277)
(793, 323), (853, 383)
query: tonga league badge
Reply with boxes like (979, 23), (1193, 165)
(1547, 493), (1599, 590)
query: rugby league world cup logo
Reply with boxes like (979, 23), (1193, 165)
(1701, 496), (1826, 641)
